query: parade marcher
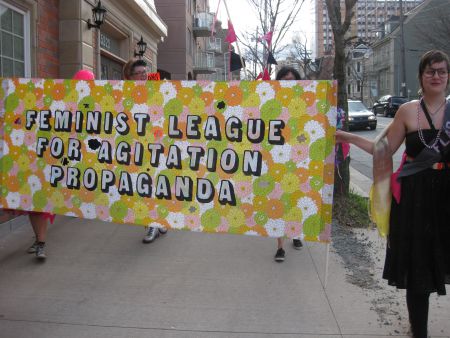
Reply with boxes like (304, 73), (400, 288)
(274, 66), (304, 262)
(123, 58), (168, 243)
(336, 50), (450, 338)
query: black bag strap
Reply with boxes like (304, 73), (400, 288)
(420, 99), (437, 131)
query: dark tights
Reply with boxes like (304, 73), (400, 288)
(406, 288), (430, 338)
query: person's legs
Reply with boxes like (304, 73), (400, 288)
(28, 213), (48, 259)
(406, 288), (430, 338)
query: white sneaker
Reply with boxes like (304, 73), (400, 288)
(158, 226), (168, 234)
(142, 226), (159, 243)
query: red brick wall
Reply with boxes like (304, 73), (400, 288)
(37, 0), (59, 78)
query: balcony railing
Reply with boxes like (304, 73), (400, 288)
(193, 12), (214, 37)
(193, 51), (216, 74)
(206, 37), (222, 54)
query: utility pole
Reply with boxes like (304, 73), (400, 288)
(399, 0), (407, 97)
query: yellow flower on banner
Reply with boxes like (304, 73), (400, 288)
(276, 87), (294, 106)
(288, 98), (307, 118)
(177, 87), (194, 105)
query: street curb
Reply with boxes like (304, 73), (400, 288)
(349, 166), (372, 197)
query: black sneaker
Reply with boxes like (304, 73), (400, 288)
(35, 242), (47, 260)
(293, 239), (303, 250)
(142, 226), (159, 243)
(274, 248), (285, 262)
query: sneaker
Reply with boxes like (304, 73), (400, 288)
(27, 241), (39, 254)
(158, 226), (168, 235)
(35, 243), (47, 260)
(293, 238), (303, 250)
(142, 226), (159, 243)
(274, 248), (285, 262)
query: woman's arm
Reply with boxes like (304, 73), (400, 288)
(335, 130), (374, 154)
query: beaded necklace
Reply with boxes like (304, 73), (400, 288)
(416, 99), (446, 149)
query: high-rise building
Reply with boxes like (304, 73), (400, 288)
(315, 0), (423, 58)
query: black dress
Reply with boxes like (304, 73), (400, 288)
(383, 129), (450, 295)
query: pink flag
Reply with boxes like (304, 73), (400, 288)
(258, 31), (273, 45)
(256, 72), (263, 80)
(225, 20), (237, 43)
(262, 68), (270, 80)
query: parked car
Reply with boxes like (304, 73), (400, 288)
(348, 100), (377, 130)
(372, 95), (408, 117)
(447, 94), (450, 101)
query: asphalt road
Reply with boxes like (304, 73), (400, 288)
(349, 116), (404, 179)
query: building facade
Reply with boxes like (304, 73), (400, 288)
(0, 0), (167, 80)
(315, 0), (423, 58)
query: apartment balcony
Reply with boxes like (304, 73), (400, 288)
(193, 12), (214, 37)
(206, 37), (222, 54)
(193, 51), (216, 74)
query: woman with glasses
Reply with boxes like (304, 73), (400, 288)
(122, 58), (168, 243)
(336, 50), (450, 337)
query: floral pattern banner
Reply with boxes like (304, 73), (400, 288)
(0, 78), (337, 242)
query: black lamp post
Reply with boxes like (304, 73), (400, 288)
(134, 36), (147, 59)
(87, 0), (107, 29)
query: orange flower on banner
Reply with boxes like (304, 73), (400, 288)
(52, 83), (66, 100)
(267, 199), (284, 218)
(224, 86), (243, 106)
(132, 85), (148, 104)
(200, 91), (214, 106)
(112, 89), (123, 103)
(301, 91), (316, 107)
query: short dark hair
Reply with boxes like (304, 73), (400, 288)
(418, 50), (450, 93)
(276, 66), (301, 80)
(123, 58), (147, 79)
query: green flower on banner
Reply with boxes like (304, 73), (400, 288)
(303, 214), (325, 237)
(239, 81), (251, 99)
(242, 93), (260, 107)
(110, 201), (128, 220)
(23, 92), (36, 108)
(157, 205), (169, 218)
(192, 84), (203, 96)
(32, 191), (47, 209)
(285, 207), (302, 222)
(78, 96), (94, 110)
(43, 95), (53, 107)
(316, 99), (330, 114)
(164, 98), (183, 117)
(188, 97), (205, 115)
(27, 81), (35, 91)
(206, 172), (220, 185)
(1, 186), (8, 197)
(227, 208), (245, 229)
(280, 173), (300, 193)
(201, 208), (221, 231)
(134, 201), (149, 219)
(36, 158), (46, 170)
(17, 171), (27, 185)
(253, 174), (274, 196)
(292, 85), (304, 96)
(261, 99), (282, 119)
(310, 176), (324, 191)
(285, 161), (297, 172)
(100, 95), (115, 112)
(123, 97), (134, 110)
(72, 196), (82, 208)
(310, 138), (331, 161)
(104, 83), (113, 93)
(5, 94), (19, 111)
(254, 211), (268, 225)
(280, 193), (294, 210)
(149, 92), (163, 106)
(0, 155), (13, 172)
(4, 124), (12, 134)
(51, 191), (65, 208)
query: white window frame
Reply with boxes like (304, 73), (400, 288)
(0, 0), (31, 77)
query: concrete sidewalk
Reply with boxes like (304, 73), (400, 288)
(0, 173), (449, 337)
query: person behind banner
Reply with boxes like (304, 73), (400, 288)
(336, 50), (450, 338)
(273, 66), (303, 262)
(122, 58), (168, 243)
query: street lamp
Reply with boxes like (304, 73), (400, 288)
(134, 36), (147, 59)
(87, 1), (106, 29)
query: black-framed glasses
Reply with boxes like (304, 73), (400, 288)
(423, 68), (448, 78)
(131, 70), (147, 76)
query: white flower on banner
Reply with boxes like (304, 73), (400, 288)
(50, 100), (66, 112)
(6, 192), (21, 209)
(0, 140), (9, 155)
(167, 212), (185, 229)
(43, 164), (52, 183)
(260, 161), (269, 175)
(264, 219), (285, 237)
(10, 129), (24, 146)
(245, 230), (259, 236)
(107, 186), (121, 206)
(181, 81), (196, 88)
(279, 81), (297, 88)
(321, 184), (334, 204)
(297, 196), (318, 222)
(131, 103), (148, 116)
(198, 201), (214, 214)
(160, 82), (177, 104)
(75, 81), (91, 100)
(28, 175), (42, 194)
(223, 105), (243, 120)
(270, 144), (292, 163)
(80, 202), (96, 219)
(256, 82), (275, 104)
(3, 79), (15, 95)
(297, 158), (310, 169)
(304, 120), (325, 142)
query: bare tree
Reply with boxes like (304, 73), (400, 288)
(288, 34), (317, 79)
(240, 0), (306, 78)
(325, 0), (358, 196)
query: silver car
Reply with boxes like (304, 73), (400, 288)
(348, 100), (377, 130)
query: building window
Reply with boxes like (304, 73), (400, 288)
(347, 84), (351, 95)
(357, 80), (361, 92)
(0, 2), (29, 77)
(357, 62), (361, 72)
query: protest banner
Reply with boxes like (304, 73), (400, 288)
(0, 78), (336, 241)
